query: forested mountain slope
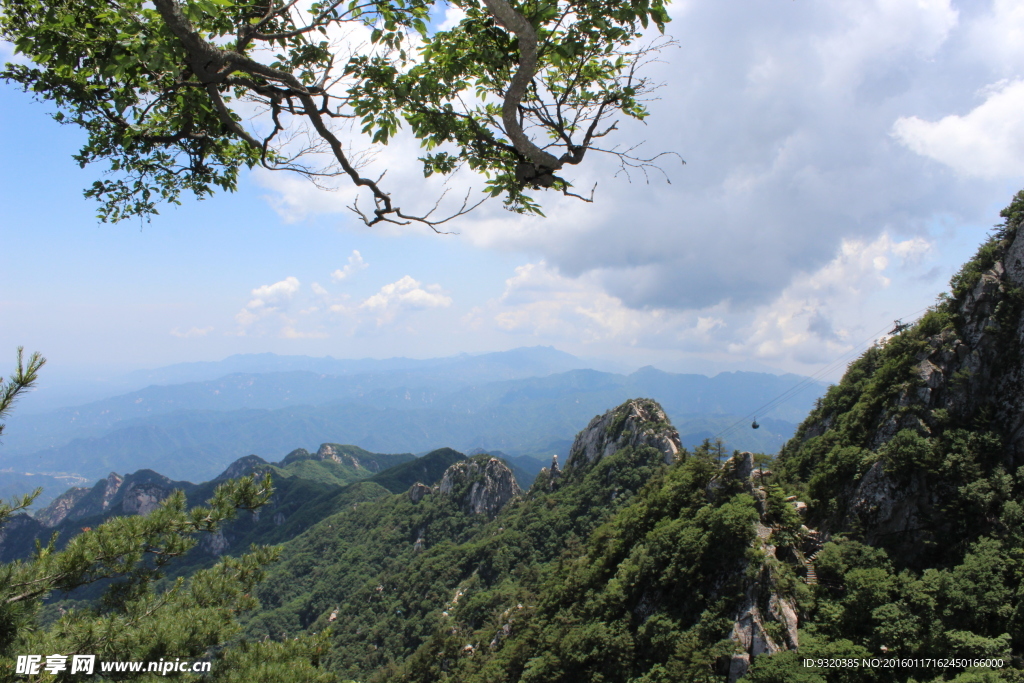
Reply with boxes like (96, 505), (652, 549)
(241, 399), (802, 682)
(0, 444), (418, 564)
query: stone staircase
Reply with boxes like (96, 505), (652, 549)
(798, 549), (820, 586)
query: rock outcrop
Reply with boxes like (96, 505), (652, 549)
(565, 398), (681, 472)
(712, 452), (801, 682)
(120, 479), (172, 516)
(439, 457), (521, 517)
(408, 482), (432, 503)
(37, 472), (124, 524)
(280, 443), (413, 473)
(214, 454), (268, 481)
(34, 487), (90, 528)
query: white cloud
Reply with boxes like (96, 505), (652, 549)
(359, 276), (452, 323)
(331, 250), (369, 282)
(246, 0), (1012, 357)
(469, 232), (934, 374)
(473, 261), (690, 345)
(235, 276), (301, 327)
(892, 79), (1024, 179)
(727, 233), (933, 364)
(248, 277), (301, 309)
(438, 4), (467, 31)
(282, 326), (329, 339)
(965, 0), (1024, 77)
(170, 326), (213, 338)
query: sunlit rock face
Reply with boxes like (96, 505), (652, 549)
(565, 398), (681, 472)
(439, 457), (521, 517)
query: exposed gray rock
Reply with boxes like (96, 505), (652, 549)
(34, 487), (90, 527)
(439, 457), (521, 517)
(214, 454), (268, 481)
(565, 398), (681, 472)
(317, 443), (350, 465)
(713, 450), (800, 681)
(549, 454), (561, 484)
(201, 529), (231, 555)
(121, 481), (171, 516)
(99, 472), (124, 512)
(787, 221), (1024, 554)
(408, 482), (432, 503)
(707, 451), (755, 501)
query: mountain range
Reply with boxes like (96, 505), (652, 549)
(0, 348), (826, 504)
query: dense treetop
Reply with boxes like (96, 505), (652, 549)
(1, 0), (675, 228)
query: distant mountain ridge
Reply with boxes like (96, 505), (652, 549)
(18, 346), (589, 415)
(0, 348), (826, 502)
(3, 346), (591, 454)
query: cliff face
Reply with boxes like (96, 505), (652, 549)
(439, 457), (521, 517)
(780, 192), (1024, 565)
(711, 452), (801, 682)
(565, 398), (681, 473)
(34, 472), (124, 527)
(33, 487), (90, 527)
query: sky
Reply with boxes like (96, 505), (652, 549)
(2, 0), (1024, 396)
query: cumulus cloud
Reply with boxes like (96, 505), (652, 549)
(244, 0), (1015, 370)
(468, 264), (688, 348)
(472, 232), (932, 372)
(331, 250), (369, 282)
(892, 79), (1024, 179)
(360, 276), (452, 323)
(235, 276), (301, 329)
(282, 326), (329, 339)
(437, 4), (467, 31)
(431, 0), (1002, 315)
(170, 326), (213, 338)
(726, 233), (933, 364)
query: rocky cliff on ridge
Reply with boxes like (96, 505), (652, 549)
(779, 190), (1024, 566)
(438, 456), (521, 517)
(565, 398), (681, 472)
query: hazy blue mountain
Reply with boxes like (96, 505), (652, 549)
(122, 346), (589, 386)
(0, 367), (823, 485)
(3, 347), (589, 455)
(0, 471), (91, 510)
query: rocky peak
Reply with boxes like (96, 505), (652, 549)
(281, 448), (312, 465)
(439, 457), (521, 517)
(116, 471), (177, 516)
(778, 193), (1024, 566)
(565, 398), (681, 472)
(214, 455), (268, 481)
(120, 480), (171, 516)
(101, 472), (124, 509)
(316, 443), (347, 464)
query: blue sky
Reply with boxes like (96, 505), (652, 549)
(3, 0), (1024, 395)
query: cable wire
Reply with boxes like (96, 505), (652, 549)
(712, 306), (934, 448)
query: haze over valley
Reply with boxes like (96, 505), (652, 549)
(0, 347), (826, 506)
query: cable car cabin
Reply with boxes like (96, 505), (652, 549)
(751, 420), (760, 429)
